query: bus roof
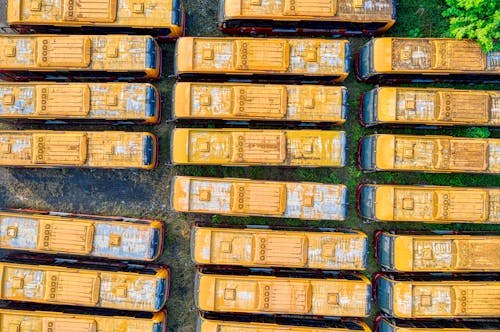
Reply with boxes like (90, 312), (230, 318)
(371, 134), (500, 173)
(375, 87), (498, 125)
(173, 176), (347, 220)
(0, 130), (156, 168)
(223, 0), (394, 22)
(0, 34), (153, 71)
(386, 278), (500, 318)
(173, 82), (347, 123)
(175, 37), (349, 78)
(0, 261), (168, 311)
(369, 185), (499, 223)
(373, 134), (396, 170)
(171, 128), (346, 167)
(390, 233), (500, 272)
(0, 308), (166, 331)
(0, 82), (159, 122)
(0, 209), (163, 260)
(192, 226), (367, 269)
(196, 272), (370, 316)
(373, 38), (500, 74)
(7, 0), (179, 29)
(198, 317), (371, 332)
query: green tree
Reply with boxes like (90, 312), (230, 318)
(442, 0), (500, 51)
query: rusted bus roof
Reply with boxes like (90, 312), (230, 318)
(382, 232), (500, 272)
(364, 185), (500, 224)
(196, 272), (371, 316)
(198, 318), (371, 332)
(7, 0), (180, 29)
(0, 82), (158, 122)
(336, 0), (393, 21)
(411, 236), (500, 272)
(0, 262), (168, 311)
(383, 278), (500, 318)
(172, 176), (347, 220)
(372, 134), (500, 173)
(393, 187), (491, 223)
(0, 130), (157, 169)
(393, 136), (436, 170)
(174, 83), (346, 123)
(176, 37), (349, 78)
(381, 87), (500, 126)
(171, 128), (346, 167)
(0, 210), (163, 260)
(192, 227), (367, 270)
(385, 38), (499, 72)
(0, 308), (166, 331)
(0, 34), (154, 71)
(224, 0), (394, 21)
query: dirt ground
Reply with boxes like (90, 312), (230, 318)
(0, 0), (498, 331)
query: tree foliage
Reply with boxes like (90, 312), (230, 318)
(442, 0), (500, 51)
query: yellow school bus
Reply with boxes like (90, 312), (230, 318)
(218, 0), (396, 36)
(0, 82), (160, 123)
(375, 316), (500, 332)
(195, 271), (371, 317)
(356, 38), (500, 83)
(0, 209), (164, 261)
(361, 87), (500, 127)
(0, 130), (157, 169)
(375, 274), (500, 318)
(175, 37), (350, 83)
(358, 185), (500, 224)
(171, 128), (346, 167)
(172, 176), (347, 220)
(358, 134), (500, 174)
(173, 83), (348, 123)
(0, 308), (167, 332)
(0, 34), (161, 81)
(191, 226), (367, 270)
(6, 0), (184, 39)
(198, 317), (372, 332)
(375, 231), (500, 273)
(0, 261), (169, 312)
